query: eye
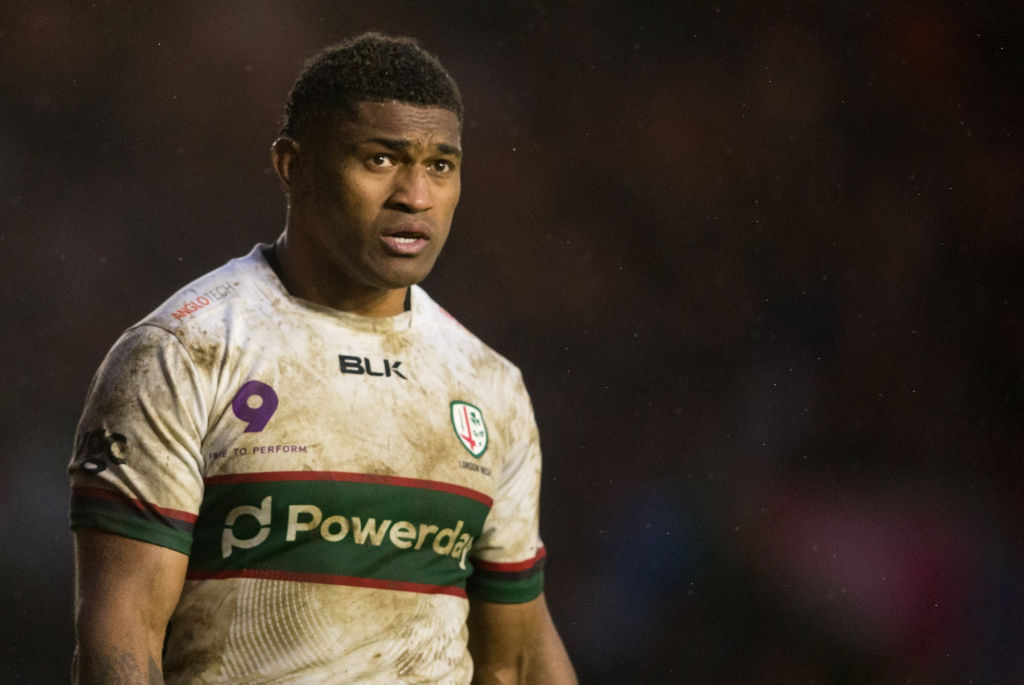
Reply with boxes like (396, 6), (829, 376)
(369, 153), (396, 169)
(430, 159), (456, 174)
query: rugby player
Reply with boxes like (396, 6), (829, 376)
(69, 32), (576, 684)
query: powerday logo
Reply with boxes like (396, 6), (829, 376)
(450, 401), (488, 457)
(220, 496), (474, 570)
(191, 476), (493, 593)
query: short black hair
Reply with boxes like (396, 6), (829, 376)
(280, 32), (463, 139)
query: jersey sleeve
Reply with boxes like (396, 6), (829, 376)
(466, 370), (546, 604)
(68, 324), (208, 555)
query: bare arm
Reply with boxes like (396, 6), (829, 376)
(467, 593), (577, 685)
(73, 528), (189, 685)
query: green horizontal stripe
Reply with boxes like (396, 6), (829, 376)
(190, 479), (491, 590)
(70, 509), (193, 555)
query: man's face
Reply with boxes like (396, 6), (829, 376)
(301, 100), (462, 295)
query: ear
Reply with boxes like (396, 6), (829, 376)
(270, 137), (310, 196)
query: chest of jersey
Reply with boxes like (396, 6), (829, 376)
(199, 322), (502, 486)
(186, 315), (504, 593)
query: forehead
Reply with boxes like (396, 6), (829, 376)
(332, 100), (462, 150)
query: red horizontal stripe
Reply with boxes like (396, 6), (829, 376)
(204, 470), (492, 507)
(472, 546), (547, 573)
(185, 568), (467, 598)
(72, 485), (197, 523)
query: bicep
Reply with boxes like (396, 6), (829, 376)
(74, 528), (189, 682)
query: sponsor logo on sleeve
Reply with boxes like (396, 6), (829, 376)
(72, 428), (129, 474)
(172, 282), (238, 321)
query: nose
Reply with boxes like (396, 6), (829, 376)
(388, 166), (433, 213)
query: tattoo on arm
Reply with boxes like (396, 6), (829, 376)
(94, 651), (140, 683)
(149, 657), (163, 684)
(80, 649), (163, 685)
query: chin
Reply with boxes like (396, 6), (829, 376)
(374, 273), (424, 292)
(380, 262), (435, 288)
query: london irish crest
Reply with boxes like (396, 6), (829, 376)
(451, 401), (488, 457)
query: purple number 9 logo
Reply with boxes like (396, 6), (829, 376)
(231, 380), (279, 432)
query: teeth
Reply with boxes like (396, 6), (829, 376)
(392, 237), (417, 243)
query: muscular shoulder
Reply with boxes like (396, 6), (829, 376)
(140, 249), (265, 331)
(412, 288), (534, 446)
(124, 247), (281, 371)
(413, 286), (523, 382)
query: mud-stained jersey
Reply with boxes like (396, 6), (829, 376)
(68, 245), (546, 684)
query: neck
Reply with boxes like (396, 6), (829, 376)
(267, 235), (409, 318)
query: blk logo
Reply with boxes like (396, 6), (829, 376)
(339, 355), (407, 379)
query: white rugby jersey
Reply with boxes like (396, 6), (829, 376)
(69, 245), (546, 684)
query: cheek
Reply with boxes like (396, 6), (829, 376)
(326, 166), (385, 208)
(438, 184), (461, 219)
(335, 185), (385, 227)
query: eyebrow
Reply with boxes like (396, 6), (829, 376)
(363, 137), (462, 158)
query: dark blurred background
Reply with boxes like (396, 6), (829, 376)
(2, 1), (1022, 682)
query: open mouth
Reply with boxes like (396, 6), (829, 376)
(381, 232), (429, 255)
